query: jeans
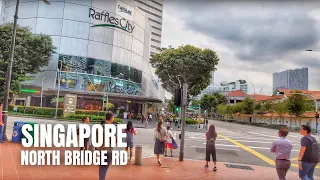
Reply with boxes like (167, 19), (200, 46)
(299, 161), (316, 180)
(275, 160), (291, 180)
(0, 126), (4, 142)
(99, 153), (112, 180)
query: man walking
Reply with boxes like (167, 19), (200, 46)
(270, 127), (292, 180)
(298, 125), (319, 180)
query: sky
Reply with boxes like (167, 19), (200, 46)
(161, 0), (320, 96)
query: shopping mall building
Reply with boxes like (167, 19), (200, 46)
(0, 0), (165, 116)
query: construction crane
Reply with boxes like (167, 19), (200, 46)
(259, 87), (263, 94)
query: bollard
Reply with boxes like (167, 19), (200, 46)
(134, 145), (142, 165)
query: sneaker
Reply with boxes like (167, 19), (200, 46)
(204, 165), (208, 168)
(213, 167), (217, 171)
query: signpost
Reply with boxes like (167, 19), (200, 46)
(63, 94), (77, 117)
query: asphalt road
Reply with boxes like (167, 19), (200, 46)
(5, 116), (320, 177)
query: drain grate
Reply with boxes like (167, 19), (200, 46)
(224, 164), (254, 170)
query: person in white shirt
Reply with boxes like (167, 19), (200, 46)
(164, 125), (174, 157)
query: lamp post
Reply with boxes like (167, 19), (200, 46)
(54, 62), (62, 118)
(40, 77), (46, 107)
(2, 0), (51, 141)
(247, 82), (256, 121)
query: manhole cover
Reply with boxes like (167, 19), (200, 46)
(224, 164), (254, 170)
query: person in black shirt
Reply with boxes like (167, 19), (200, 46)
(298, 125), (317, 180)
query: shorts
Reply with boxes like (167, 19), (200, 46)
(165, 143), (172, 148)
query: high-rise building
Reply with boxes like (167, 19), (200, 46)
(273, 67), (308, 92)
(132, 0), (163, 55)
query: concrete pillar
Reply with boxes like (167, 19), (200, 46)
(134, 145), (142, 165)
(25, 96), (31, 106)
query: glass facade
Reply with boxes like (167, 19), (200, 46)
(0, 0), (164, 102)
(57, 54), (142, 95)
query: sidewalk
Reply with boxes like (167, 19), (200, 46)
(1, 142), (315, 180)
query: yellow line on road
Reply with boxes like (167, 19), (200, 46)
(218, 134), (320, 168)
(218, 134), (275, 165)
(291, 157), (299, 161)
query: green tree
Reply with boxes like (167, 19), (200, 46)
(216, 104), (227, 118)
(275, 100), (288, 124)
(233, 102), (243, 120)
(104, 102), (115, 110)
(263, 101), (276, 124)
(0, 23), (56, 101)
(254, 102), (263, 114)
(242, 97), (254, 115)
(166, 99), (175, 113)
(51, 97), (64, 108)
(200, 94), (218, 116)
(287, 92), (308, 118)
(212, 92), (227, 104)
(191, 99), (201, 106)
(150, 45), (219, 96)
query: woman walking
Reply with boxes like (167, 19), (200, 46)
(154, 121), (167, 165)
(205, 124), (217, 171)
(124, 121), (137, 161)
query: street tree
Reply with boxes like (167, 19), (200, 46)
(200, 94), (218, 117)
(191, 99), (201, 106)
(212, 92), (227, 104)
(287, 91), (308, 124)
(275, 100), (288, 124)
(166, 99), (175, 113)
(232, 102), (243, 120)
(216, 104), (227, 118)
(242, 97), (254, 115)
(263, 101), (276, 124)
(150, 45), (219, 96)
(0, 23), (56, 101)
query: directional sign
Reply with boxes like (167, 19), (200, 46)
(20, 89), (37, 93)
(188, 106), (200, 110)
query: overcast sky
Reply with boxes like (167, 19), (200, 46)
(161, 0), (320, 96)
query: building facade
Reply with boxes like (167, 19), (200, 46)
(195, 80), (248, 100)
(1, 0), (164, 116)
(273, 67), (308, 92)
(132, 0), (163, 55)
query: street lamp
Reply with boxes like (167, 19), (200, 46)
(2, 0), (51, 141)
(40, 77), (46, 107)
(247, 82), (256, 121)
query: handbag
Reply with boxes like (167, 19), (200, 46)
(172, 138), (178, 149)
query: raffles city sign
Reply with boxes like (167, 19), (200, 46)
(89, 8), (135, 33)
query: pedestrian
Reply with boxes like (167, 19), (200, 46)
(154, 121), (167, 165)
(148, 113), (153, 122)
(298, 125), (319, 180)
(98, 112), (115, 180)
(78, 116), (90, 151)
(204, 119), (209, 130)
(124, 121), (137, 161)
(164, 125), (173, 157)
(270, 127), (292, 180)
(204, 124), (217, 171)
(0, 104), (5, 143)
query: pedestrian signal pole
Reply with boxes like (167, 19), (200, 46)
(179, 83), (188, 161)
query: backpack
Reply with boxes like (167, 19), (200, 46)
(306, 136), (320, 163)
(207, 137), (215, 147)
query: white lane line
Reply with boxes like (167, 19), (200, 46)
(247, 132), (278, 138)
(248, 146), (300, 152)
(189, 146), (240, 151)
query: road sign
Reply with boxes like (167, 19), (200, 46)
(188, 106), (200, 110)
(20, 89), (37, 93)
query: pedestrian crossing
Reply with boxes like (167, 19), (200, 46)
(181, 129), (305, 163)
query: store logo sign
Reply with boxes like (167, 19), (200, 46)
(118, 5), (132, 16)
(89, 8), (135, 33)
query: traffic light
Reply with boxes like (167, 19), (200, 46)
(174, 88), (182, 106)
(276, 91), (284, 95)
(315, 113), (319, 119)
(175, 107), (180, 112)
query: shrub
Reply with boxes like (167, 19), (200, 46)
(9, 105), (63, 117)
(75, 110), (106, 116)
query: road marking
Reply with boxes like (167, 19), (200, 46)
(235, 140), (300, 146)
(247, 132), (278, 138)
(189, 146), (240, 151)
(291, 157), (299, 161)
(218, 134), (276, 165)
(218, 133), (320, 169)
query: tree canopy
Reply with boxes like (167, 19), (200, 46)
(150, 45), (219, 96)
(287, 91), (308, 118)
(0, 23), (56, 100)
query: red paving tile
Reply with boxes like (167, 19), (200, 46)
(0, 142), (319, 180)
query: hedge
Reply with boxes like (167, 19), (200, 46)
(8, 105), (124, 123)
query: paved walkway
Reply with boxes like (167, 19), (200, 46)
(1, 142), (316, 180)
